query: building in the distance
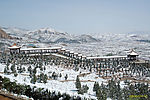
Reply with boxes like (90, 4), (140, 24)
(8, 44), (140, 63)
(8, 43), (62, 56)
(127, 49), (139, 61)
(8, 43), (21, 55)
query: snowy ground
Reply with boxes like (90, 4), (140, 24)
(0, 61), (149, 99)
(0, 63), (108, 99)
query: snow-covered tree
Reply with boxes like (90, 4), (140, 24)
(93, 82), (99, 92)
(30, 74), (37, 84)
(75, 76), (81, 89)
(43, 74), (48, 84)
(65, 74), (68, 80)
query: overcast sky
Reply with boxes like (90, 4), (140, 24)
(0, 0), (150, 34)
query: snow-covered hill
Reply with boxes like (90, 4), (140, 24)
(0, 28), (13, 39)
(3, 26), (150, 44)
(28, 28), (99, 43)
(1, 27), (28, 39)
(65, 32), (150, 59)
(1, 26), (150, 60)
(28, 27), (73, 43)
(91, 31), (150, 42)
(1, 27), (99, 43)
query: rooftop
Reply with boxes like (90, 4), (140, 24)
(128, 50), (138, 56)
(8, 43), (21, 49)
(87, 56), (127, 59)
(20, 47), (62, 51)
(70, 51), (74, 54)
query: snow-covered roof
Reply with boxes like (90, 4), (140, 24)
(65, 50), (70, 52)
(74, 52), (78, 55)
(87, 56), (127, 59)
(8, 45), (21, 49)
(70, 51), (74, 54)
(51, 53), (68, 58)
(8, 43), (21, 49)
(61, 48), (66, 51)
(78, 54), (82, 57)
(20, 47), (61, 51)
(128, 51), (138, 56)
(82, 56), (86, 58)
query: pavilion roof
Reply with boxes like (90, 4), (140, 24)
(61, 48), (66, 51)
(127, 49), (138, 56)
(128, 51), (138, 56)
(65, 50), (70, 52)
(70, 51), (74, 54)
(87, 56), (127, 59)
(82, 56), (86, 58)
(78, 53), (82, 57)
(20, 47), (61, 51)
(74, 52), (78, 55)
(8, 43), (21, 49)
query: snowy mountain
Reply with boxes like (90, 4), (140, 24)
(1, 27), (28, 39)
(91, 31), (150, 42)
(27, 27), (73, 43)
(1, 26), (150, 60)
(0, 28), (13, 39)
(27, 27), (99, 43)
(1, 27), (99, 43)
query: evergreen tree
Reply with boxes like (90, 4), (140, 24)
(96, 89), (103, 100)
(28, 66), (32, 72)
(6, 60), (10, 67)
(23, 67), (26, 72)
(101, 89), (107, 100)
(33, 67), (37, 74)
(11, 63), (16, 73)
(75, 76), (81, 89)
(116, 80), (122, 100)
(6, 65), (9, 71)
(59, 73), (62, 78)
(65, 74), (68, 80)
(107, 78), (116, 98)
(129, 84), (136, 95)
(93, 82), (99, 92)
(30, 74), (37, 84)
(43, 74), (48, 84)
(38, 73), (44, 83)
(4, 67), (8, 74)
(44, 66), (46, 70)
(78, 84), (89, 94)
(14, 73), (18, 77)
(52, 72), (56, 80)
(96, 88), (107, 100)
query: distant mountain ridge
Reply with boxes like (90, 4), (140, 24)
(2, 27), (99, 43)
(1, 26), (150, 45)
(0, 28), (13, 39)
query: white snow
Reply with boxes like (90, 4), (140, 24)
(87, 56), (127, 59)
(128, 51), (138, 56)
(51, 53), (68, 58)
(8, 45), (21, 49)
(0, 63), (101, 99)
(20, 47), (61, 51)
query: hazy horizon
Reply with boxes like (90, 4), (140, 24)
(0, 0), (150, 34)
